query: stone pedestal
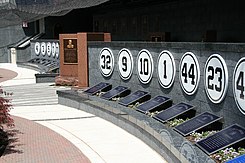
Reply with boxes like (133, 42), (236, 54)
(10, 48), (17, 64)
(58, 32), (111, 87)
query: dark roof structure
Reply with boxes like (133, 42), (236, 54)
(0, 0), (109, 27)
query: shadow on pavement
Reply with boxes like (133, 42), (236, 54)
(2, 129), (23, 156)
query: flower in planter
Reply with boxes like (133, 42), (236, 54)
(146, 111), (160, 117)
(238, 147), (245, 155)
(167, 118), (189, 127)
(211, 147), (245, 163)
(190, 130), (217, 142)
(96, 92), (105, 96)
(111, 97), (120, 101)
(128, 102), (140, 109)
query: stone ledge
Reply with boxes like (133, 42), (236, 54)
(57, 90), (214, 163)
(35, 73), (59, 83)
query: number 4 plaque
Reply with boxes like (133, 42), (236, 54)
(233, 57), (245, 115)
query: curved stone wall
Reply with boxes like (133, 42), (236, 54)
(57, 90), (214, 163)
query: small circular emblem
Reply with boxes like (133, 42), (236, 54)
(55, 43), (59, 59)
(46, 42), (51, 57)
(34, 42), (40, 55)
(41, 42), (46, 56)
(52, 42), (56, 58)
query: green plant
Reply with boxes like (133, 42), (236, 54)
(211, 147), (245, 163)
(96, 92), (105, 96)
(146, 111), (160, 117)
(128, 102), (140, 109)
(190, 130), (217, 142)
(238, 147), (245, 155)
(167, 118), (189, 127)
(0, 87), (14, 128)
(111, 97), (120, 101)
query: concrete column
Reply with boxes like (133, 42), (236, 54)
(10, 48), (17, 64)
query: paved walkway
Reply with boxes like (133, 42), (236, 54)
(0, 64), (166, 163)
(1, 116), (90, 163)
(0, 68), (17, 83)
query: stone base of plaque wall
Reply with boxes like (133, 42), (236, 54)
(57, 90), (215, 163)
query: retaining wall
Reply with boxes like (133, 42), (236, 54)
(57, 90), (214, 163)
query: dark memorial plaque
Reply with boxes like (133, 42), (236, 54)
(83, 82), (112, 95)
(118, 90), (150, 106)
(64, 39), (78, 63)
(153, 102), (195, 123)
(226, 154), (245, 163)
(196, 124), (245, 155)
(174, 112), (222, 136)
(100, 86), (130, 100)
(136, 95), (172, 114)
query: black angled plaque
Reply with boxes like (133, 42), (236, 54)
(83, 82), (112, 95)
(153, 102), (195, 123)
(174, 112), (222, 136)
(100, 86), (130, 100)
(118, 90), (151, 106)
(196, 124), (245, 155)
(136, 95), (172, 114)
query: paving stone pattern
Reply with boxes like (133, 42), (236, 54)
(0, 83), (90, 163)
(0, 116), (90, 163)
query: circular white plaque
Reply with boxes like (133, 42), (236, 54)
(233, 57), (245, 115)
(99, 48), (114, 77)
(179, 52), (200, 95)
(41, 42), (46, 56)
(157, 50), (176, 89)
(137, 49), (154, 84)
(46, 42), (51, 57)
(204, 54), (228, 104)
(51, 42), (56, 58)
(34, 42), (40, 55)
(118, 48), (134, 80)
(55, 42), (59, 59)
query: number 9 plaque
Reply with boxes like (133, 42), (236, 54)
(118, 48), (134, 80)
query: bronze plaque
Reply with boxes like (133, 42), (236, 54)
(64, 39), (77, 63)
